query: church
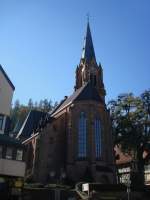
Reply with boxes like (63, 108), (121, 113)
(19, 22), (116, 184)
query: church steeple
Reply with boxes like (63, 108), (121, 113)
(75, 22), (106, 99)
(81, 22), (96, 64)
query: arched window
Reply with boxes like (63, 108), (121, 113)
(90, 74), (97, 86)
(78, 112), (87, 158)
(94, 118), (102, 158)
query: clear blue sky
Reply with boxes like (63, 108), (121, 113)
(0, 0), (150, 105)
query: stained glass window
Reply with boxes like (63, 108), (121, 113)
(94, 118), (102, 158)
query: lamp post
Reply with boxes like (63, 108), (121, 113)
(49, 171), (56, 183)
(126, 178), (131, 200)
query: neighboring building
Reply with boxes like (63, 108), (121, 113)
(0, 134), (25, 198)
(0, 65), (25, 196)
(115, 145), (150, 185)
(114, 145), (132, 184)
(0, 135), (25, 178)
(0, 65), (15, 134)
(19, 22), (116, 184)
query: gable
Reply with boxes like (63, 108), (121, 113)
(51, 83), (103, 116)
(0, 65), (15, 91)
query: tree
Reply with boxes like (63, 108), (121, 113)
(34, 101), (38, 109)
(48, 100), (53, 112)
(53, 101), (58, 109)
(28, 98), (34, 110)
(39, 100), (43, 110)
(141, 90), (150, 136)
(13, 99), (20, 110)
(13, 105), (29, 133)
(108, 90), (150, 186)
(10, 100), (20, 131)
(10, 98), (59, 134)
(43, 99), (50, 112)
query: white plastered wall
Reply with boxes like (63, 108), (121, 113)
(0, 70), (14, 116)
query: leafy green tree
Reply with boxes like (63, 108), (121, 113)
(141, 90), (150, 136)
(108, 90), (150, 186)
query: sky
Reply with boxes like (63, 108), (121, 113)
(0, 0), (150, 105)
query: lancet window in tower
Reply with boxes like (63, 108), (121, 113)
(78, 112), (87, 158)
(94, 118), (102, 158)
(90, 74), (97, 86)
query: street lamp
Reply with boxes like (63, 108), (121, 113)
(126, 179), (131, 200)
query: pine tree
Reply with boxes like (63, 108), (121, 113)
(28, 98), (33, 110)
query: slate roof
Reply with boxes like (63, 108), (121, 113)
(81, 22), (96, 63)
(51, 82), (103, 116)
(0, 65), (15, 90)
(17, 83), (103, 140)
(0, 134), (23, 147)
(17, 110), (48, 139)
(75, 83), (103, 102)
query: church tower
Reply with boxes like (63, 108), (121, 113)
(75, 22), (106, 100)
(65, 22), (115, 183)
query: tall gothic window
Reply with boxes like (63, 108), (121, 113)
(94, 118), (102, 158)
(78, 112), (87, 158)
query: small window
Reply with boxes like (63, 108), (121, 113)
(6, 147), (13, 159)
(16, 149), (23, 161)
(0, 146), (2, 158)
(0, 115), (4, 130)
(90, 74), (97, 86)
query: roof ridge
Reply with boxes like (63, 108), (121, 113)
(51, 84), (88, 116)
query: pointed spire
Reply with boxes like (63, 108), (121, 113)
(81, 21), (96, 63)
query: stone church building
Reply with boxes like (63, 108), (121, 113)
(19, 22), (116, 184)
